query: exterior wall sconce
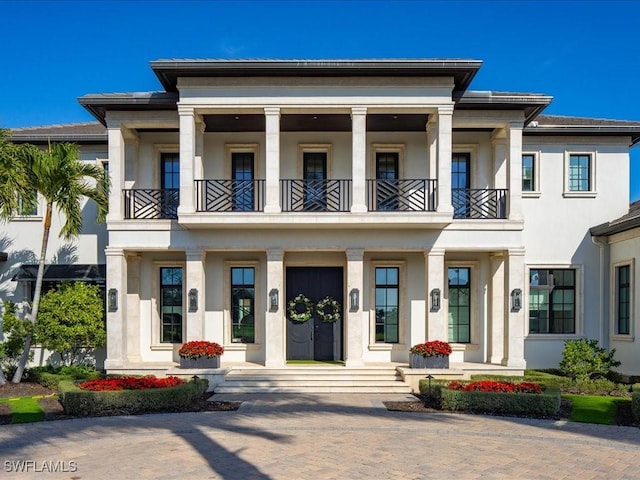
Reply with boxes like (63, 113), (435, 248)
(188, 288), (198, 312)
(108, 288), (118, 312)
(269, 288), (279, 312)
(511, 288), (522, 312)
(430, 288), (441, 312)
(349, 288), (359, 312)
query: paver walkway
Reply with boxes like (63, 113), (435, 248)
(0, 393), (638, 479)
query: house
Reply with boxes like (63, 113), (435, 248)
(2, 59), (640, 386)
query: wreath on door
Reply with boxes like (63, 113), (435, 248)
(316, 296), (341, 323)
(287, 294), (314, 323)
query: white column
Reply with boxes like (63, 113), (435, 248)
(126, 254), (141, 363)
(436, 106), (454, 215)
(186, 249), (206, 341)
(489, 253), (505, 364)
(194, 117), (206, 181)
(491, 129), (507, 189)
(504, 248), (526, 368)
(345, 248), (365, 366)
(507, 121), (524, 221)
(427, 116), (438, 181)
(264, 107), (281, 213)
(351, 107), (368, 213)
(107, 123), (125, 222)
(265, 248), (285, 366)
(426, 248), (446, 340)
(178, 106), (196, 215)
(105, 247), (127, 369)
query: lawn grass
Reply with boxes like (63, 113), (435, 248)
(563, 394), (630, 425)
(0, 396), (46, 424)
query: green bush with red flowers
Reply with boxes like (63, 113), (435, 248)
(79, 376), (185, 391)
(419, 379), (560, 416)
(178, 341), (224, 359)
(410, 340), (452, 357)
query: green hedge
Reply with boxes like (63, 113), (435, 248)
(419, 381), (561, 417)
(27, 366), (102, 390)
(632, 390), (640, 424)
(58, 378), (208, 416)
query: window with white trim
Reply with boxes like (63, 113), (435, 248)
(615, 264), (631, 335)
(564, 152), (595, 195)
(375, 266), (399, 343)
(522, 153), (536, 192)
(529, 269), (576, 334)
(159, 266), (183, 343)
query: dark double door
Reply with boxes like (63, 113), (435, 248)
(286, 267), (343, 361)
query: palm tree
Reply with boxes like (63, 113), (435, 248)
(1, 139), (108, 383)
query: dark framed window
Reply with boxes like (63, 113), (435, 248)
(616, 265), (630, 335)
(303, 152), (327, 210)
(160, 267), (183, 343)
(375, 152), (399, 210)
(448, 267), (471, 343)
(529, 269), (575, 334)
(375, 267), (399, 343)
(452, 153), (471, 218)
(231, 267), (255, 343)
(161, 153), (180, 218)
(231, 152), (254, 211)
(568, 154), (591, 192)
(18, 190), (38, 216)
(522, 154), (535, 192)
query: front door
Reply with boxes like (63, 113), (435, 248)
(286, 267), (343, 361)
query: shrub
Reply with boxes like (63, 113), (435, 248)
(410, 340), (452, 357)
(58, 378), (208, 416)
(448, 380), (542, 394)
(27, 365), (101, 389)
(632, 390), (640, 424)
(1, 301), (34, 376)
(559, 338), (621, 381)
(178, 341), (224, 359)
(79, 376), (185, 391)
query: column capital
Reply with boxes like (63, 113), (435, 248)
(351, 106), (367, 117)
(507, 248), (526, 257)
(507, 120), (524, 131)
(105, 247), (126, 257)
(264, 107), (281, 116)
(186, 248), (205, 261)
(177, 105), (195, 116)
(437, 105), (455, 116)
(125, 253), (142, 263)
(266, 248), (284, 261)
(426, 247), (446, 258)
(346, 248), (364, 261)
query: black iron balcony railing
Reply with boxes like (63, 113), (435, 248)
(123, 188), (179, 220)
(452, 188), (508, 219)
(281, 179), (351, 212)
(366, 179), (437, 212)
(195, 179), (265, 212)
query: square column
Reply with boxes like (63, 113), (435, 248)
(105, 247), (127, 369)
(350, 107), (368, 213)
(126, 254), (141, 363)
(345, 248), (365, 366)
(194, 117), (206, 181)
(427, 116), (438, 181)
(178, 106), (196, 215)
(491, 129), (507, 189)
(507, 121), (524, 221)
(436, 106), (454, 215)
(489, 252), (505, 364)
(426, 248), (446, 340)
(504, 248), (526, 368)
(265, 248), (285, 366)
(186, 249), (206, 341)
(107, 123), (125, 222)
(264, 107), (281, 213)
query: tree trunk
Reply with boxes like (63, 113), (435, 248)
(12, 203), (52, 383)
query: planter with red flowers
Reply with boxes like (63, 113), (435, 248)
(409, 340), (452, 369)
(178, 341), (224, 369)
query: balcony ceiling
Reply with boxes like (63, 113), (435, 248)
(203, 113), (430, 132)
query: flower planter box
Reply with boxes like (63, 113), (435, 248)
(179, 356), (220, 369)
(411, 354), (449, 369)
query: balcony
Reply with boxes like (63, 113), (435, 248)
(452, 188), (508, 219)
(123, 188), (179, 220)
(195, 179), (265, 212)
(367, 179), (437, 212)
(281, 179), (351, 212)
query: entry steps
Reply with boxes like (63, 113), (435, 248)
(214, 366), (413, 394)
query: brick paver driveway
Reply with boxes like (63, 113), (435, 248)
(0, 394), (638, 479)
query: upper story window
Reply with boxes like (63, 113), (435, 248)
(17, 191), (38, 216)
(565, 153), (596, 197)
(161, 153), (180, 219)
(522, 153), (535, 192)
(529, 268), (576, 334)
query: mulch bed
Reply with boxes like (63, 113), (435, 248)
(0, 382), (241, 424)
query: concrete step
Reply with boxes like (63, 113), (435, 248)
(215, 385), (412, 394)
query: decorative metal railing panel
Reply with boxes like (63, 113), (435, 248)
(366, 179), (437, 212)
(281, 179), (351, 212)
(195, 179), (265, 212)
(452, 188), (508, 219)
(123, 189), (179, 220)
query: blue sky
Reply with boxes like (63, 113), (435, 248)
(1, 0), (639, 200)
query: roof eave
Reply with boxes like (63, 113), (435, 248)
(524, 126), (640, 146)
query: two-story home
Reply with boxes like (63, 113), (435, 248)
(3, 58), (640, 386)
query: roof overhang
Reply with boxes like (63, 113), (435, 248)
(12, 264), (106, 283)
(78, 92), (179, 125)
(150, 58), (483, 94)
(525, 123), (640, 146)
(456, 91), (553, 125)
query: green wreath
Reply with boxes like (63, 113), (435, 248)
(287, 294), (314, 322)
(316, 296), (341, 323)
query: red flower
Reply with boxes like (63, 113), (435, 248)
(410, 340), (452, 357)
(446, 380), (542, 394)
(178, 341), (224, 359)
(79, 376), (185, 391)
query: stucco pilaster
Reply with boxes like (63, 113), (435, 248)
(504, 248), (526, 368)
(491, 129), (507, 189)
(507, 122), (524, 221)
(265, 248), (285, 366)
(194, 117), (206, 181)
(186, 249), (206, 341)
(426, 248), (446, 340)
(345, 248), (365, 366)
(426, 116), (438, 181)
(107, 124), (125, 222)
(178, 107), (196, 215)
(125, 254), (141, 363)
(351, 107), (368, 213)
(264, 108), (282, 213)
(436, 106), (454, 215)
(105, 248), (127, 369)
(489, 252), (505, 364)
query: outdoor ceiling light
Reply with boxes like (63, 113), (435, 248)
(430, 288), (441, 312)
